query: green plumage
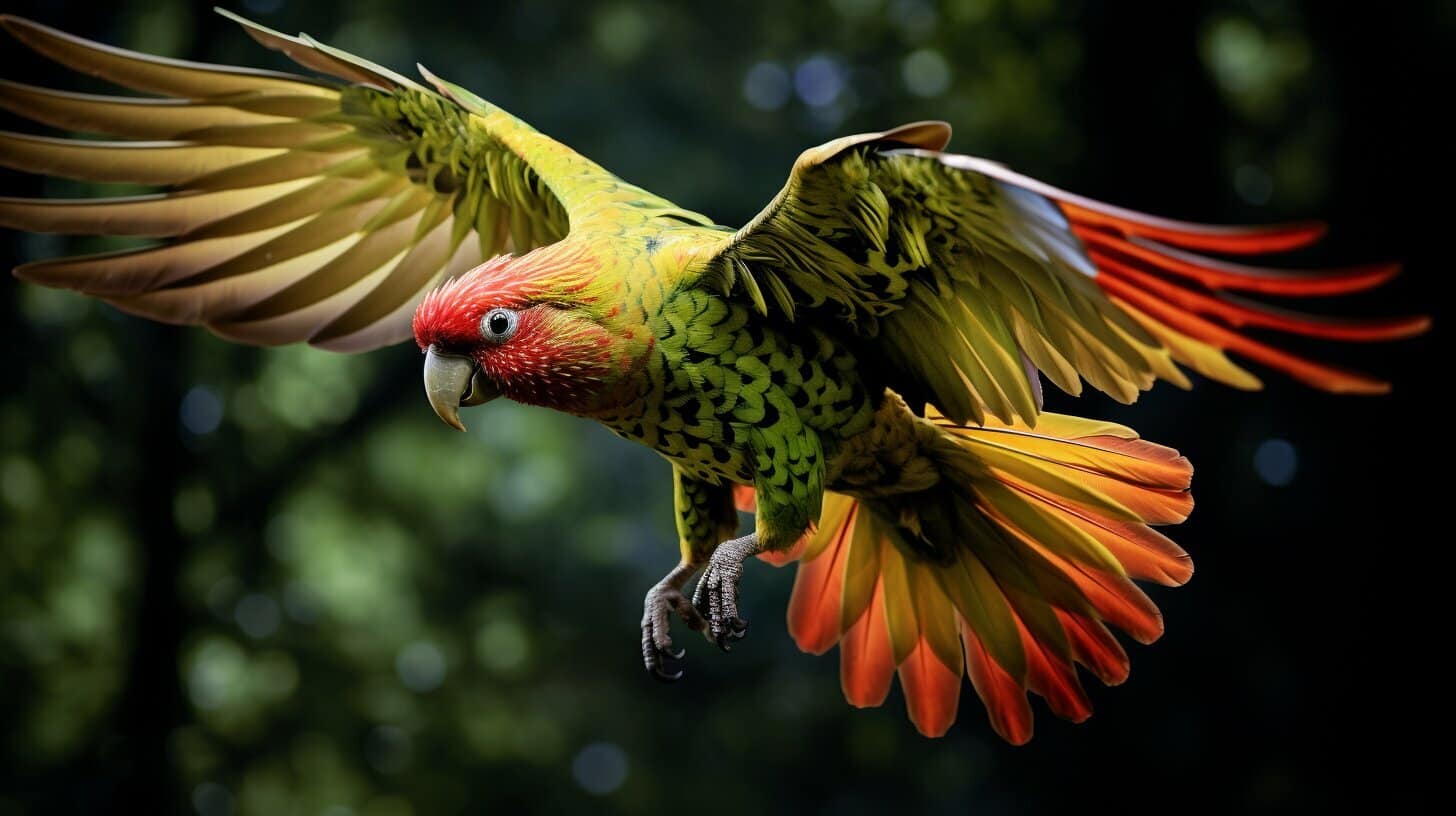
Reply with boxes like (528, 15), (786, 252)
(591, 277), (877, 551)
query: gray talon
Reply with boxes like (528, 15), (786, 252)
(692, 533), (761, 651)
(642, 561), (704, 680)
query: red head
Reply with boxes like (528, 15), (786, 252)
(412, 243), (619, 428)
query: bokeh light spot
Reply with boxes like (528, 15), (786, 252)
(901, 48), (951, 97)
(180, 386), (224, 435)
(234, 593), (281, 640)
(1202, 17), (1311, 117)
(493, 456), (570, 521)
(794, 56), (845, 107)
(475, 618), (530, 674)
(742, 62), (792, 111)
(68, 331), (119, 385)
(572, 741), (628, 795)
(187, 638), (246, 711)
(593, 5), (651, 63)
(1254, 438), (1297, 486)
(395, 642), (446, 693)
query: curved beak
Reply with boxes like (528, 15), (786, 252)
(423, 346), (499, 432)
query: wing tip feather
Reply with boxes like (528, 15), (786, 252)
(0, 13), (37, 36)
(879, 120), (953, 152)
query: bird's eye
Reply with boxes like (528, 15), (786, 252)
(480, 308), (519, 343)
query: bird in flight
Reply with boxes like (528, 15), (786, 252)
(0, 11), (1426, 740)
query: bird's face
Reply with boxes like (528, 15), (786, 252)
(411, 247), (614, 430)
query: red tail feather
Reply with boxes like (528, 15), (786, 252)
(785, 521), (852, 654)
(1043, 550), (1164, 644)
(1096, 272), (1394, 394)
(1057, 609), (1129, 686)
(1017, 616), (1092, 723)
(840, 579), (895, 708)
(1049, 198), (1428, 395)
(964, 624), (1034, 744)
(898, 638), (962, 738)
(1060, 201), (1326, 255)
(1075, 226), (1399, 297)
(1093, 250), (1425, 341)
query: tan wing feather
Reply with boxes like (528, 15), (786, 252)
(0, 12), (620, 352)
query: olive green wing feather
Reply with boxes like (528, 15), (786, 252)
(702, 123), (1423, 425)
(0, 13), (626, 351)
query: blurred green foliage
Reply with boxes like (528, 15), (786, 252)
(0, 1), (1443, 814)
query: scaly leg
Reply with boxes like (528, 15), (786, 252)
(693, 533), (758, 650)
(641, 560), (708, 681)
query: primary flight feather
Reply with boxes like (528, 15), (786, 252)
(0, 11), (1427, 740)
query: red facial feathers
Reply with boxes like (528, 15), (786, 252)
(410, 243), (616, 411)
(412, 243), (596, 351)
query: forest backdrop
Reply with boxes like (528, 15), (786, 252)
(0, 1), (1446, 813)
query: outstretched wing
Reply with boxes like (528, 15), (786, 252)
(702, 122), (1427, 425)
(0, 13), (635, 351)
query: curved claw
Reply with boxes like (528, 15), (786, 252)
(642, 565), (705, 683)
(711, 618), (749, 652)
(649, 646), (686, 683)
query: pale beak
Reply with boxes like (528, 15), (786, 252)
(423, 345), (499, 432)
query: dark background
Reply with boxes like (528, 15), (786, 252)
(0, 1), (1446, 813)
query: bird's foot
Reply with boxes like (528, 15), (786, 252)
(641, 561), (707, 682)
(693, 533), (758, 651)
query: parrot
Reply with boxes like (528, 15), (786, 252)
(0, 12), (1428, 741)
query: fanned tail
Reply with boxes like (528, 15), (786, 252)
(744, 410), (1193, 740)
